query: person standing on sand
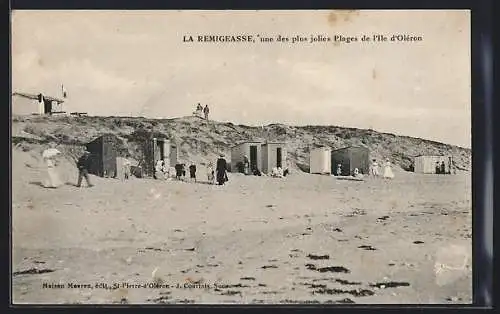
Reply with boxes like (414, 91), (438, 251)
(203, 104), (210, 120)
(76, 151), (94, 187)
(383, 159), (395, 179)
(122, 157), (131, 180)
(435, 161), (441, 174)
(189, 163), (197, 183)
(371, 159), (380, 177)
(207, 161), (215, 184)
(243, 155), (250, 175)
(42, 143), (63, 188)
(174, 163), (183, 180)
(336, 163), (342, 176)
(216, 154), (228, 185)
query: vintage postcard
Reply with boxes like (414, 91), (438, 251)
(11, 10), (471, 304)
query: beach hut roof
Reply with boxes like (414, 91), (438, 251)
(311, 146), (331, 150)
(230, 140), (264, 148)
(332, 145), (368, 152)
(263, 141), (286, 145)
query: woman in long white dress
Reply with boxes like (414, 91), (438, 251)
(42, 153), (63, 188)
(383, 159), (395, 179)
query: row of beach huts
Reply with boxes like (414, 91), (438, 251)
(82, 135), (456, 179)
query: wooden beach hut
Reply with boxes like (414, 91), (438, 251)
(414, 155), (453, 174)
(230, 141), (263, 173)
(261, 141), (287, 174)
(309, 146), (332, 175)
(331, 146), (370, 176)
(152, 137), (178, 168)
(140, 137), (178, 177)
(85, 134), (118, 178)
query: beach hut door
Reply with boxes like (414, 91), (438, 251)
(250, 145), (258, 169)
(43, 99), (52, 114)
(169, 144), (177, 166)
(158, 140), (165, 159)
(276, 147), (282, 168)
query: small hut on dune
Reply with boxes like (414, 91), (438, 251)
(330, 146), (370, 176)
(309, 146), (332, 175)
(126, 130), (178, 178)
(85, 134), (118, 178)
(140, 137), (178, 177)
(414, 155), (454, 174)
(261, 141), (287, 174)
(230, 140), (263, 173)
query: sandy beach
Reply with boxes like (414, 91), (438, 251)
(12, 148), (472, 304)
(11, 8), (474, 306)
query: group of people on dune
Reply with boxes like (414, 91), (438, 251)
(193, 103), (210, 120)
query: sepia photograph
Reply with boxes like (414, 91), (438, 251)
(11, 10), (472, 304)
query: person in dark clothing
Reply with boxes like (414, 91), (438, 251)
(76, 151), (93, 187)
(203, 105), (210, 120)
(174, 164), (184, 180)
(189, 164), (197, 182)
(174, 163), (186, 180)
(440, 161), (446, 174)
(195, 103), (203, 118)
(216, 154), (228, 185)
(436, 161), (441, 174)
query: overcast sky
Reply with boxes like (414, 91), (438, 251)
(12, 10), (471, 147)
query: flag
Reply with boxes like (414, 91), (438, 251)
(62, 84), (67, 98)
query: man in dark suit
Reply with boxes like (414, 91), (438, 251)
(216, 154), (228, 185)
(76, 151), (94, 187)
(203, 105), (210, 120)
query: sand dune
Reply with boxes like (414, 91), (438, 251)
(12, 115), (471, 173)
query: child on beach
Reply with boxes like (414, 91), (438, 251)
(383, 159), (395, 179)
(189, 163), (197, 183)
